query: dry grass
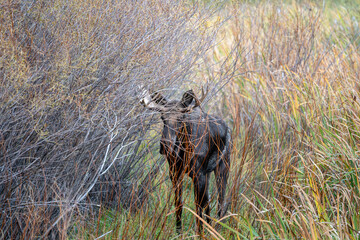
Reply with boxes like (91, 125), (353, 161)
(219, 1), (360, 239)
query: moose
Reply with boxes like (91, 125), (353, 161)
(140, 88), (231, 233)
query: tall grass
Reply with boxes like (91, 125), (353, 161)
(219, 1), (360, 239)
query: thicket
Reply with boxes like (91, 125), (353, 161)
(0, 0), (224, 238)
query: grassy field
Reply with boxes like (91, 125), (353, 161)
(1, 0), (360, 239)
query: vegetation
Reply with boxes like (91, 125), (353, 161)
(1, 0), (359, 239)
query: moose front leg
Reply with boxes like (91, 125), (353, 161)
(193, 172), (210, 233)
(169, 167), (184, 233)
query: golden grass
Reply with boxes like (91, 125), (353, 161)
(214, 2), (360, 239)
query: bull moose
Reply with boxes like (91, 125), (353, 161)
(140, 88), (231, 233)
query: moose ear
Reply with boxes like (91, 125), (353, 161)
(181, 90), (195, 107)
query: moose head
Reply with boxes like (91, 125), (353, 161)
(140, 88), (231, 234)
(141, 89), (201, 156)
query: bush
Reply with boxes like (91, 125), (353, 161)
(0, 0), (219, 238)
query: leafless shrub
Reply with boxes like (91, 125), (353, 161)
(0, 0), (221, 238)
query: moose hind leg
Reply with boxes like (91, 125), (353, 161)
(215, 160), (229, 218)
(193, 173), (210, 232)
(174, 182), (183, 232)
